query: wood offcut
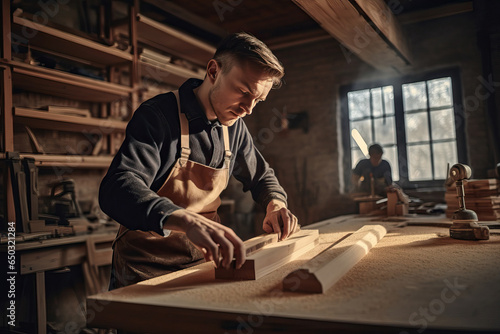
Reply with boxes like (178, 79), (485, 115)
(283, 225), (386, 293)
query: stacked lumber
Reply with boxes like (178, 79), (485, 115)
(445, 179), (500, 221)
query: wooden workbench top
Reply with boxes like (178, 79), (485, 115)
(87, 215), (500, 333)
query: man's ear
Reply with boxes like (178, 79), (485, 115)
(206, 59), (218, 83)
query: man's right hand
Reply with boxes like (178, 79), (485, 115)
(164, 209), (246, 270)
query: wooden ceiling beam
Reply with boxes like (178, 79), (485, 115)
(293, 0), (412, 73)
(267, 29), (331, 50)
(397, 1), (473, 25)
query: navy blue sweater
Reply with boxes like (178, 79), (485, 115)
(99, 79), (287, 235)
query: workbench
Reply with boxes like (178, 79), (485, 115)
(87, 215), (500, 333)
(0, 229), (117, 334)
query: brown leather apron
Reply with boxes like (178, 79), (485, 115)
(111, 90), (231, 288)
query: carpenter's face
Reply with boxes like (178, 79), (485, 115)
(208, 61), (274, 126)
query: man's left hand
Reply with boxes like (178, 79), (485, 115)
(262, 199), (299, 241)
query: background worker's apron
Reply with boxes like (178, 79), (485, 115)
(110, 91), (232, 289)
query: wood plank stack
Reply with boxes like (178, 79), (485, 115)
(445, 179), (500, 221)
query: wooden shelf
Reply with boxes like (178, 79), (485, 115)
(140, 60), (204, 87)
(19, 153), (113, 168)
(12, 16), (133, 65)
(5, 60), (132, 102)
(134, 14), (215, 67)
(14, 107), (127, 134)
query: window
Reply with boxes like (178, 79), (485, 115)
(347, 86), (399, 182)
(341, 68), (467, 190)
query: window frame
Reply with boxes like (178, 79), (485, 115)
(340, 67), (467, 191)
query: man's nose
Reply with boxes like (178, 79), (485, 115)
(240, 100), (255, 115)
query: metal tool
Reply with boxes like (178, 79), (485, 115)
(447, 163), (489, 240)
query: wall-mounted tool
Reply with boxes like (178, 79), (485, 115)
(446, 163), (489, 240)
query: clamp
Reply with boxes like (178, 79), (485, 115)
(447, 164), (489, 240)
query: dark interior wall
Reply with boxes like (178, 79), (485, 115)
(402, 11), (494, 179)
(244, 11), (496, 225)
(244, 38), (371, 225)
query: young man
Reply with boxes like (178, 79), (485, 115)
(351, 144), (393, 196)
(99, 32), (298, 288)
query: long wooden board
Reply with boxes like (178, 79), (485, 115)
(283, 225), (386, 293)
(216, 229), (319, 280)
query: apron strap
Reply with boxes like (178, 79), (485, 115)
(222, 126), (232, 168)
(173, 90), (232, 168)
(173, 90), (191, 166)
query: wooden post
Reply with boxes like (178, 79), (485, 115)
(387, 191), (398, 216)
(36, 271), (47, 334)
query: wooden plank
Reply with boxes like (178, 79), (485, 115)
(283, 225), (386, 293)
(140, 60), (203, 87)
(14, 107), (127, 133)
(6, 60), (132, 102)
(20, 243), (87, 274)
(1, 0), (11, 60)
(142, 0), (227, 39)
(215, 229), (319, 280)
(1, 65), (14, 152)
(293, 0), (411, 72)
(35, 271), (47, 334)
(11, 16), (132, 65)
(0, 66), (16, 223)
(19, 154), (113, 168)
(135, 14), (215, 67)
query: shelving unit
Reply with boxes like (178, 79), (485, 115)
(1, 2), (217, 333)
(1, 0), (216, 212)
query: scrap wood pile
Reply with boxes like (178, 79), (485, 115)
(445, 179), (500, 221)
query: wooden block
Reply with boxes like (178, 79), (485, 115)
(387, 191), (398, 216)
(359, 200), (377, 214)
(215, 229), (319, 280)
(283, 225), (386, 294)
(396, 203), (408, 216)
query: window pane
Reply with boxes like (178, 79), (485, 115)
(350, 119), (372, 148)
(408, 144), (432, 181)
(351, 148), (366, 169)
(384, 146), (399, 182)
(433, 142), (458, 179)
(348, 90), (370, 119)
(403, 81), (427, 111)
(405, 112), (429, 143)
(428, 77), (452, 108)
(383, 86), (395, 115)
(431, 108), (456, 140)
(371, 88), (383, 117)
(374, 116), (396, 145)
